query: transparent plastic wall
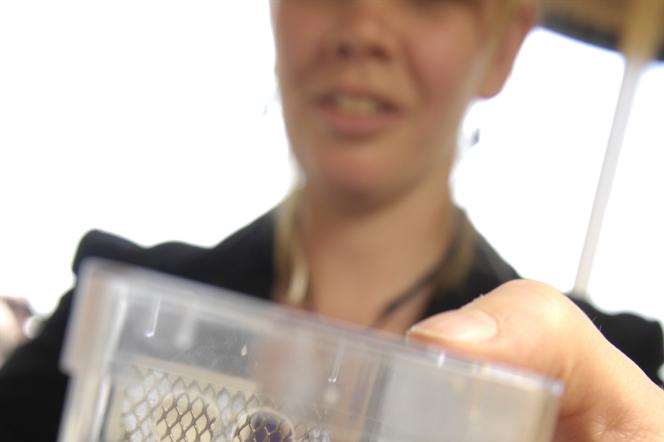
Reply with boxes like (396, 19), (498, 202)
(59, 260), (561, 442)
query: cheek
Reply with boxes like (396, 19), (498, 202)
(407, 25), (485, 136)
(273, 4), (327, 161)
(274, 4), (326, 92)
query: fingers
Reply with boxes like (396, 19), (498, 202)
(408, 280), (664, 441)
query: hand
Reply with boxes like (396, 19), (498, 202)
(408, 280), (664, 441)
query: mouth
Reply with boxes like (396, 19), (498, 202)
(314, 91), (404, 137)
(320, 93), (399, 116)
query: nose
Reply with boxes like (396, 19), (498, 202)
(326, 1), (397, 63)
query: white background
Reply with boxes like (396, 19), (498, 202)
(0, 2), (662, 326)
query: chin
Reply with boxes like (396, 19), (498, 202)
(293, 130), (430, 206)
(311, 164), (411, 209)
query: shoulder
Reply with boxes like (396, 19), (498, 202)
(72, 210), (277, 297)
(425, 214), (520, 313)
(440, 214), (663, 385)
(0, 213), (278, 440)
(571, 297), (663, 386)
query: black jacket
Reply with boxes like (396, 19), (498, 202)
(0, 211), (662, 441)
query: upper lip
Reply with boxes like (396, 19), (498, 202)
(315, 85), (404, 113)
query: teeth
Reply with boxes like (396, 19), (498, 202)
(334, 95), (380, 116)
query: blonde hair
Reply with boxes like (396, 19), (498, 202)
(273, 186), (309, 305)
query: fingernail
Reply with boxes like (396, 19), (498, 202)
(408, 309), (498, 343)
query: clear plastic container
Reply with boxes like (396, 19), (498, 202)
(59, 259), (561, 442)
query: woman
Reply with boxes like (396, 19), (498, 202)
(0, 0), (662, 440)
(269, 0), (530, 334)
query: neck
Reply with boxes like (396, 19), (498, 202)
(298, 165), (455, 329)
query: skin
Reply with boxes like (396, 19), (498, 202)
(271, 0), (664, 439)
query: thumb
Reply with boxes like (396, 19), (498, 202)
(408, 280), (664, 441)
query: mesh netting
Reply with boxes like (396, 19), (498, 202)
(116, 366), (330, 442)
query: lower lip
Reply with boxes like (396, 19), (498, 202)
(315, 102), (403, 138)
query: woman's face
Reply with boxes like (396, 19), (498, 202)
(272, 0), (528, 204)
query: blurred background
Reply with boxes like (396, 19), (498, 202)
(0, 2), (662, 343)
